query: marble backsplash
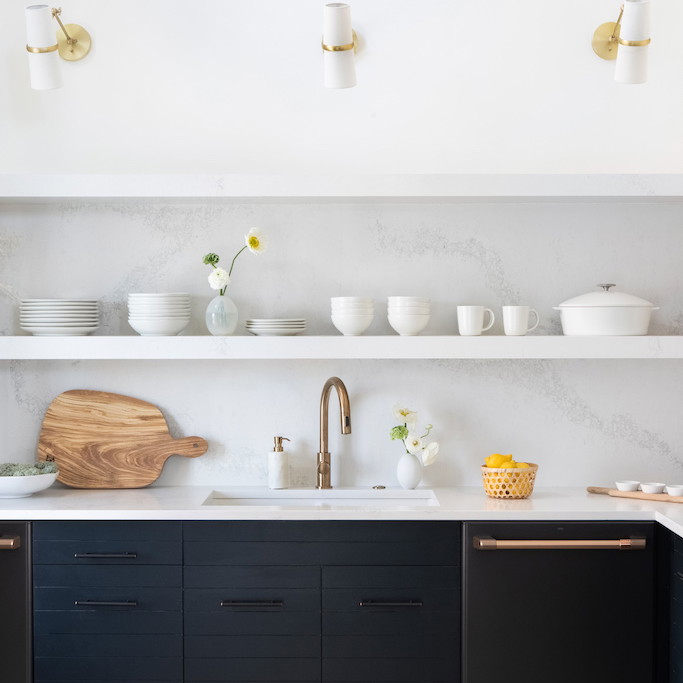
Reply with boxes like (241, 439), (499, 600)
(1, 199), (683, 488)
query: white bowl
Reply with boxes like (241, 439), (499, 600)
(128, 318), (190, 336)
(332, 305), (374, 313)
(128, 311), (191, 318)
(665, 485), (683, 497)
(128, 292), (190, 298)
(388, 313), (430, 336)
(615, 480), (640, 492)
(640, 482), (665, 494)
(0, 472), (57, 498)
(388, 306), (431, 314)
(331, 313), (374, 336)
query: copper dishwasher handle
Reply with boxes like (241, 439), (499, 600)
(473, 535), (646, 550)
(0, 535), (21, 550)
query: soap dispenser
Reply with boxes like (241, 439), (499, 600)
(268, 436), (290, 489)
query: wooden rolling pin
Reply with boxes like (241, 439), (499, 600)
(587, 486), (683, 504)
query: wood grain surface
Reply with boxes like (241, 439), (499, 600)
(38, 390), (208, 488)
(587, 486), (683, 504)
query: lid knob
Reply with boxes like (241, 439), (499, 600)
(273, 436), (291, 452)
(597, 283), (616, 292)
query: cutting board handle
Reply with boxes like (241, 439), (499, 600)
(164, 436), (208, 459)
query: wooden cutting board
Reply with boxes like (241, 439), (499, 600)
(38, 390), (208, 488)
(587, 486), (683, 504)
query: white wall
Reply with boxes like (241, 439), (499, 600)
(2, 199), (683, 489)
(2, 0), (683, 174)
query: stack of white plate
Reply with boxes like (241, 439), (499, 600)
(387, 296), (431, 336)
(128, 293), (191, 336)
(331, 297), (374, 336)
(20, 299), (99, 336)
(245, 319), (306, 336)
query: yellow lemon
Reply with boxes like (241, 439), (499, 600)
(500, 460), (516, 468)
(485, 453), (509, 468)
(516, 462), (530, 468)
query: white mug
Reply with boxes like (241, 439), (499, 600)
(503, 306), (539, 336)
(457, 306), (495, 336)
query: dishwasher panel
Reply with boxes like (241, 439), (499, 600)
(463, 521), (655, 683)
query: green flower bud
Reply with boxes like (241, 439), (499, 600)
(203, 253), (220, 266)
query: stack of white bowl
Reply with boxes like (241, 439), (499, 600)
(331, 297), (374, 336)
(128, 293), (191, 336)
(20, 299), (99, 336)
(387, 297), (431, 336)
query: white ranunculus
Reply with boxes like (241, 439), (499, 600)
(405, 433), (423, 456)
(422, 441), (439, 466)
(208, 267), (230, 290)
(245, 228), (268, 254)
(392, 405), (417, 427)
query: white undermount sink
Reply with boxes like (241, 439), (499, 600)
(202, 487), (440, 507)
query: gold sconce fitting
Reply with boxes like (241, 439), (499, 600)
(322, 30), (359, 53)
(592, 4), (650, 61)
(51, 7), (91, 61)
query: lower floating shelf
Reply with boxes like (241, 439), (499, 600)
(0, 335), (682, 360)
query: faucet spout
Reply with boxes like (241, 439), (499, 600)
(316, 376), (352, 489)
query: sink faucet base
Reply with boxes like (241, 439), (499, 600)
(316, 452), (332, 490)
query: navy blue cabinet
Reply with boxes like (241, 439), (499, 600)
(184, 521), (461, 683)
(33, 521), (182, 683)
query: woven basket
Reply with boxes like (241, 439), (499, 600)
(481, 463), (538, 499)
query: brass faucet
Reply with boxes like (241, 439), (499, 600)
(316, 377), (352, 489)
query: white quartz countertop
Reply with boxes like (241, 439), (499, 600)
(1, 486), (683, 538)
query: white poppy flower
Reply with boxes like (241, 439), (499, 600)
(393, 405), (418, 427)
(245, 228), (268, 254)
(422, 441), (440, 466)
(208, 267), (230, 290)
(405, 433), (423, 455)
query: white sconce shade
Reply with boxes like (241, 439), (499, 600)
(323, 3), (357, 89)
(25, 4), (62, 90)
(614, 0), (650, 84)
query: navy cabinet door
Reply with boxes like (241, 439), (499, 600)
(463, 521), (656, 683)
(672, 533), (683, 683)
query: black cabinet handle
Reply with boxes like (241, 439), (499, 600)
(73, 552), (138, 559)
(220, 600), (284, 608)
(359, 600), (423, 608)
(74, 600), (138, 607)
(473, 536), (647, 551)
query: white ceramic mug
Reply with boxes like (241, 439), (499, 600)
(503, 306), (540, 336)
(457, 306), (495, 336)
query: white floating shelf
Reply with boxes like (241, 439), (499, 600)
(1, 336), (682, 360)
(2, 174), (683, 201)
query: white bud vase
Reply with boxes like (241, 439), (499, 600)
(205, 294), (238, 335)
(396, 452), (422, 490)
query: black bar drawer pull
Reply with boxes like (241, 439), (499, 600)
(473, 536), (647, 551)
(74, 600), (138, 607)
(359, 600), (423, 608)
(73, 552), (138, 559)
(220, 600), (284, 608)
(0, 535), (21, 550)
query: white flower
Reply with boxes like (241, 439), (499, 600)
(405, 432), (423, 456)
(208, 267), (230, 290)
(245, 228), (268, 255)
(422, 441), (439, 466)
(393, 405), (418, 427)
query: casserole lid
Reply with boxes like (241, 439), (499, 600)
(558, 284), (655, 308)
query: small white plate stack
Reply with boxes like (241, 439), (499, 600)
(20, 299), (99, 336)
(388, 296), (431, 336)
(245, 319), (306, 336)
(331, 297), (374, 336)
(128, 293), (191, 336)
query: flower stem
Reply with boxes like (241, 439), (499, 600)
(228, 246), (247, 277)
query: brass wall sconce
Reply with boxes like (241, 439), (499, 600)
(322, 3), (359, 89)
(25, 4), (92, 90)
(592, 0), (651, 84)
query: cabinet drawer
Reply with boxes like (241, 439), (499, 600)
(34, 521), (181, 542)
(185, 565), (320, 589)
(35, 584), (181, 611)
(186, 587), (319, 614)
(323, 656), (453, 682)
(184, 521), (459, 566)
(34, 609), (182, 635)
(35, 633), (181, 658)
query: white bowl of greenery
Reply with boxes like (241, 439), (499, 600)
(0, 463), (59, 498)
